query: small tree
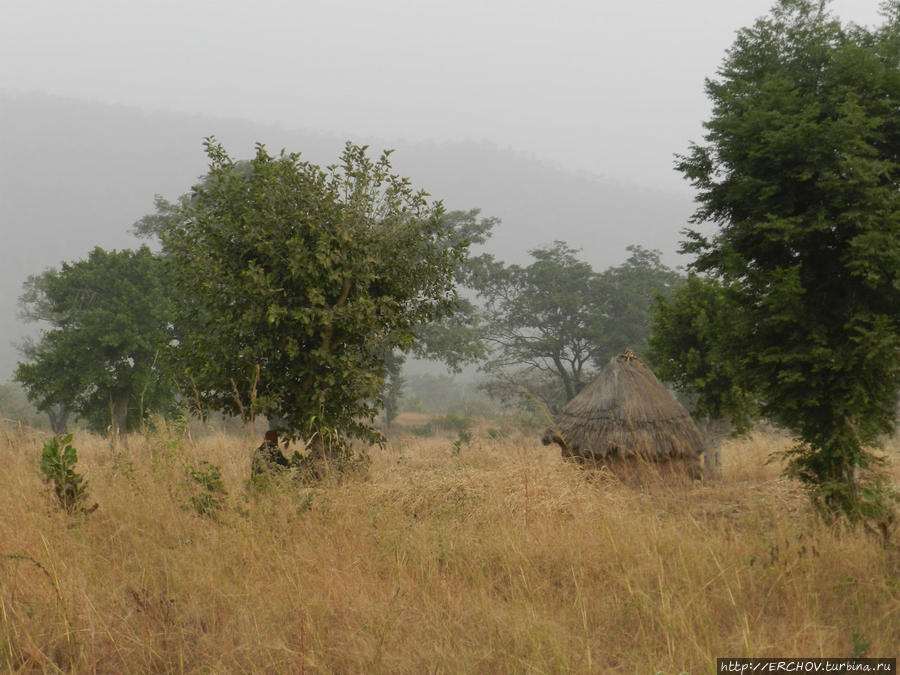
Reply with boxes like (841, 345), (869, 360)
(40, 434), (96, 514)
(158, 139), (468, 455)
(677, 0), (900, 522)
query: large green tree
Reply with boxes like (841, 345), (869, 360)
(15, 246), (175, 435)
(158, 139), (468, 452)
(479, 243), (682, 412)
(677, 0), (900, 521)
(479, 242), (607, 411)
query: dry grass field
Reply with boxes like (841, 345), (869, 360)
(1, 420), (899, 673)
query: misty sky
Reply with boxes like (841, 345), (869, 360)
(1, 0), (885, 194)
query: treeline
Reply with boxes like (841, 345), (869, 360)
(11, 168), (685, 439)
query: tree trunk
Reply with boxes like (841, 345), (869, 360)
(47, 403), (70, 435)
(109, 394), (130, 443)
(700, 415), (732, 480)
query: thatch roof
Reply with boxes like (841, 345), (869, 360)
(542, 349), (705, 464)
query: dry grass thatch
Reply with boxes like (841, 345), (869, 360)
(542, 350), (706, 472)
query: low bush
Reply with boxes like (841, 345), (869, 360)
(39, 434), (96, 514)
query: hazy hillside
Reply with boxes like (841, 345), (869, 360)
(0, 91), (694, 380)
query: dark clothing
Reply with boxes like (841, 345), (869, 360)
(251, 441), (291, 478)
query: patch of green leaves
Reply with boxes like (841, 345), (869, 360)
(409, 423), (434, 437)
(452, 430), (473, 456)
(184, 461), (227, 517)
(40, 434), (96, 514)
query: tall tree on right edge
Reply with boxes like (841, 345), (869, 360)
(678, 0), (900, 528)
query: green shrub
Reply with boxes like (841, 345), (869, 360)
(184, 461), (227, 517)
(39, 434), (96, 514)
(436, 414), (474, 434)
(409, 423), (435, 437)
(451, 429), (473, 456)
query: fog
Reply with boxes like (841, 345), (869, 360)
(2, 0), (882, 192)
(0, 0), (886, 381)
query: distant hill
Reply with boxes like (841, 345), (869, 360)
(0, 91), (695, 380)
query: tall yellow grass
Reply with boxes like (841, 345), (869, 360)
(1, 422), (898, 673)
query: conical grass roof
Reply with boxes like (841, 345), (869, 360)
(542, 349), (705, 463)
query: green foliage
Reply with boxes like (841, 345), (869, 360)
(776, 442), (900, 531)
(15, 247), (176, 435)
(435, 413), (475, 434)
(157, 139), (468, 454)
(677, 0), (900, 521)
(851, 630), (871, 659)
(40, 434), (95, 514)
(479, 242), (682, 412)
(648, 274), (758, 433)
(479, 241), (604, 408)
(409, 209), (498, 369)
(184, 461), (227, 517)
(380, 210), (498, 429)
(452, 429), (473, 455)
(409, 423), (435, 437)
(596, 245), (685, 359)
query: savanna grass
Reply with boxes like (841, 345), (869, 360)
(1, 422), (898, 672)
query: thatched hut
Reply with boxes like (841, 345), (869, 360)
(542, 349), (706, 478)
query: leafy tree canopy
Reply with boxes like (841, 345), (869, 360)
(138, 199), (496, 433)
(382, 209), (499, 428)
(407, 209), (498, 370)
(648, 274), (758, 433)
(158, 139), (469, 450)
(15, 246), (175, 434)
(596, 245), (684, 359)
(677, 0), (900, 520)
(479, 242), (682, 413)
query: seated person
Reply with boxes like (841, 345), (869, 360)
(251, 429), (291, 478)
